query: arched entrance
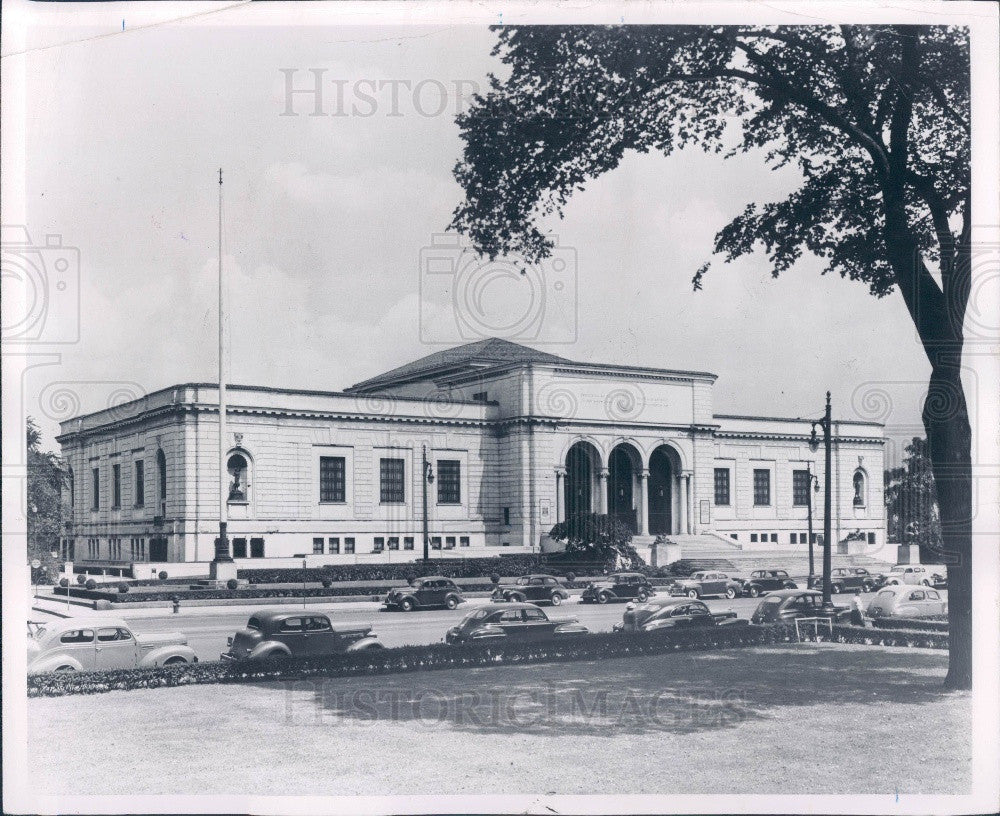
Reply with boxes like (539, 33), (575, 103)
(564, 441), (600, 519)
(648, 446), (676, 535)
(607, 444), (641, 533)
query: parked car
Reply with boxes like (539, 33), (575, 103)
(865, 585), (948, 619)
(221, 610), (381, 661)
(496, 574), (570, 605)
(739, 569), (798, 597)
(580, 572), (656, 604)
(444, 602), (588, 644)
(383, 576), (465, 611)
(873, 564), (946, 588)
(809, 567), (877, 593)
(612, 598), (747, 633)
(750, 589), (850, 625)
(668, 571), (742, 599)
(27, 617), (197, 674)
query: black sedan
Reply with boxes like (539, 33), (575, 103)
(444, 602), (589, 645)
(613, 598), (746, 633)
(580, 572), (656, 604)
(750, 589), (851, 625)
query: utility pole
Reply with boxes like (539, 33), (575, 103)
(810, 391), (834, 614)
(422, 445), (432, 563)
(806, 461), (815, 588)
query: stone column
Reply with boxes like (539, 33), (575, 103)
(598, 468), (609, 514)
(639, 469), (650, 535)
(686, 473), (694, 534)
(679, 472), (689, 535)
(555, 468), (566, 523)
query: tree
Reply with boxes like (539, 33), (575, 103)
(885, 436), (946, 562)
(450, 25), (972, 688)
(548, 513), (644, 569)
(27, 417), (67, 582)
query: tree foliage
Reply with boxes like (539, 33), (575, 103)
(884, 437), (945, 560)
(548, 513), (644, 568)
(27, 417), (66, 582)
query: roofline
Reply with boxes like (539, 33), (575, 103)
(714, 413), (884, 428)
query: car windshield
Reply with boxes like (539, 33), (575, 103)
(459, 609), (490, 627)
(247, 617), (262, 631)
(516, 577), (530, 585)
(691, 572), (705, 580)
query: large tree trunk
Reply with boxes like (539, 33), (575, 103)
(923, 361), (972, 690)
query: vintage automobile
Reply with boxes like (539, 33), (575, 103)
(383, 576), (465, 611)
(444, 602), (588, 644)
(221, 610), (381, 661)
(809, 567), (877, 593)
(739, 569), (798, 597)
(27, 617), (197, 674)
(668, 571), (742, 599)
(873, 564), (946, 588)
(580, 572), (656, 604)
(749, 589), (851, 625)
(496, 574), (570, 605)
(612, 598), (747, 633)
(865, 585), (948, 619)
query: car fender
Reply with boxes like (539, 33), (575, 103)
(505, 592), (526, 603)
(248, 641), (293, 660)
(28, 653), (86, 674)
(717, 617), (750, 628)
(555, 622), (589, 635)
(444, 592), (465, 606)
(139, 644), (198, 668)
(346, 637), (384, 651)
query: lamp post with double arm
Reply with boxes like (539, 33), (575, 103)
(805, 464), (820, 589)
(422, 445), (434, 563)
(809, 391), (835, 615)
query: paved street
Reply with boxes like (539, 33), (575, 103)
(111, 595), (772, 661)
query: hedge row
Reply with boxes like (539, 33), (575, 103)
(807, 625), (948, 649)
(871, 617), (949, 632)
(29, 625), (799, 697)
(238, 555), (542, 585)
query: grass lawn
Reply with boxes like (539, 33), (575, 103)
(26, 642), (969, 796)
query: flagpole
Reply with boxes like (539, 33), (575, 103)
(212, 168), (233, 575)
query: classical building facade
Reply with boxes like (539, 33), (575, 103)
(56, 339), (885, 572)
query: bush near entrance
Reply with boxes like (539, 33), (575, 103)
(547, 513), (644, 569)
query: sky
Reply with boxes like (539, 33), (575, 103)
(11, 14), (943, 466)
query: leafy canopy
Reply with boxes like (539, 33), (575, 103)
(451, 25), (969, 302)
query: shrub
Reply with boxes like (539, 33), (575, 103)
(547, 513), (644, 569)
(158, 571), (168, 581)
(490, 573), (500, 585)
(76, 574), (87, 585)
(117, 583), (130, 594)
(565, 572), (576, 584)
(321, 578), (332, 588)
(59, 578), (69, 588)
(85, 579), (97, 590)
(226, 578), (238, 590)
(406, 573), (417, 586)
(238, 555), (540, 585)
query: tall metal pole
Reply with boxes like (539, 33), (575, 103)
(806, 462), (815, 588)
(422, 445), (430, 563)
(822, 391), (834, 613)
(214, 168), (231, 566)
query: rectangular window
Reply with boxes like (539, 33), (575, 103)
(770, 533), (778, 543)
(472, 391), (488, 402)
(750, 533), (758, 543)
(134, 461), (145, 507)
(403, 536), (414, 550)
(867, 532), (876, 545)
(232, 538), (247, 558)
(328, 537), (340, 554)
(379, 458), (405, 504)
(319, 457), (346, 503)
(436, 460), (461, 504)
(792, 470), (811, 506)
(753, 469), (771, 506)
(387, 537), (399, 551)
(810, 533), (818, 544)
(112, 464), (121, 509)
(373, 537), (385, 553)
(249, 537), (265, 558)
(729, 533), (738, 541)
(713, 468), (730, 506)
(91, 467), (100, 510)
(503, 507), (510, 526)
(344, 537), (355, 554)
(790, 533), (798, 544)
(431, 536), (442, 550)
(445, 536), (456, 549)
(312, 537), (324, 554)
(459, 536), (470, 547)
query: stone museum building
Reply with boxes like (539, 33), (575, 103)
(56, 338), (886, 572)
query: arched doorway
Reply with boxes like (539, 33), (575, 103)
(564, 441), (600, 519)
(608, 444), (640, 533)
(648, 446), (676, 535)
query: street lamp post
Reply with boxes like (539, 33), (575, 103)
(810, 391), (834, 615)
(805, 464), (820, 588)
(422, 445), (434, 563)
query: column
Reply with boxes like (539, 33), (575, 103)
(639, 469), (650, 535)
(686, 473), (694, 534)
(555, 468), (565, 523)
(679, 472), (689, 535)
(598, 468), (609, 514)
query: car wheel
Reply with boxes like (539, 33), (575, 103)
(550, 593), (563, 606)
(399, 598), (415, 612)
(686, 589), (699, 599)
(636, 589), (649, 602)
(597, 592), (611, 604)
(784, 582), (797, 590)
(725, 587), (737, 599)
(445, 595), (459, 610)
(364, 642), (385, 650)
(748, 586), (760, 598)
(832, 583), (842, 594)
(921, 579), (931, 587)
(163, 656), (188, 666)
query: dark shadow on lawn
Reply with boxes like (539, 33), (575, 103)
(268, 643), (960, 737)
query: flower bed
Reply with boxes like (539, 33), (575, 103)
(801, 624), (948, 649)
(28, 624), (798, 697)
(238, 555), (540, 585)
